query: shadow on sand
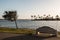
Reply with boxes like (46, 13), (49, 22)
(2, 34), (49, 40)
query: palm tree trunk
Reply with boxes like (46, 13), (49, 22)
(15, 20), (18, 29)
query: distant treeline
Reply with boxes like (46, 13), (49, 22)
(31, 14), (60, 20)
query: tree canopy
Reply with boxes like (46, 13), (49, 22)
(3, 11), (17, 21)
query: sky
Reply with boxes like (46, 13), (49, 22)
(0, 0), (60, 19)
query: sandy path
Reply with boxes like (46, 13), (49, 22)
(45, 37), (60, 40)
(0, 32), (60, 40)
(0, 32), (20, 40)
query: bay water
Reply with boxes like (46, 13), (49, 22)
(0, 20), (60, 31)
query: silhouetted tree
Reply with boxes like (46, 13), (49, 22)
(38, 15), (41, 19)
(40, 16), (43, 19)
(39, 16), (41, 19)
(55, 15), (59, 20)
(43, 14), (46, 19)
(3, 11), (18, 29)
(51, 16), (53, 20)
(34, 15), (37, 19)
(31, 15), (33, 19)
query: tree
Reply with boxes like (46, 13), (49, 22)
(34, 15), (37, 19)
(3, 11), (18, 29)
(55, 15), (59, 20)
(51, 16), (53, 20)
(31, 15), (33, 19)
(38, 15), (41, 19)
(38, 15), (40, 19)
(43, 14), (46, 19)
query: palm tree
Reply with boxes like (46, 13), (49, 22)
(51, 16), (53, 20)
(38, 15), (40, 19)
(55, 15), (59, 20)
(48, 14), (51, 19)
(34, 15), (37, 19)
(43, 14), (46, 19)
(40, 16), (43, 19)
(3, 11), (18, 29)
(45, 14), (51, 19)
(39, 16), (41, 19)
(31, 15), (33, 19)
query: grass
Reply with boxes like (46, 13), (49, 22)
(0, 27), (36, 34)
(58, 32), (60, 35)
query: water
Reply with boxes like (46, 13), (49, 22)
(0, 20), (60, 31)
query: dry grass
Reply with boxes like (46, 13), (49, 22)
(0, 27), (36, 34)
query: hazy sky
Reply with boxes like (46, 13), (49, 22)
(0, 0), (60, 19)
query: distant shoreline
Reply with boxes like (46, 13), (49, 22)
(31, 19), (60, 21)
(0, 19), (31, 20)
(1, 19), (60, 21)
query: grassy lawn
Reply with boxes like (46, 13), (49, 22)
(0, 27), (36, 34)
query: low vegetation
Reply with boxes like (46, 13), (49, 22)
(58, 32), (60, 35)
(0, 27), (36, 34)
